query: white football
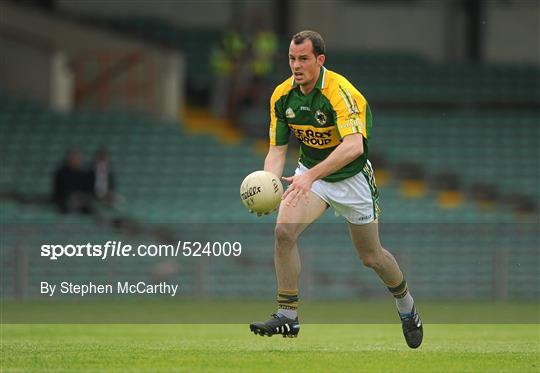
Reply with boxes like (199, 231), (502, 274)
(240, 170), (283, 214)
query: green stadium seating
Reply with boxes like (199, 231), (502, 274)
(1, 96), (538, 300)
(371, 112), (539, 200)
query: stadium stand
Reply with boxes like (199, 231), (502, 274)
(1, 94), (538, 300)
(329, 51), (540, 105)
(371, 111), (539, 201)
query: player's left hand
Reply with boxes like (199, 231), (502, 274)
(281, 173), (314, 207)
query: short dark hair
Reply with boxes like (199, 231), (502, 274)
(292, 30), (325, 56)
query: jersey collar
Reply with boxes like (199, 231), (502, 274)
(290, 66), (326, 90)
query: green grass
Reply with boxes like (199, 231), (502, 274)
(1, 324), (539, 372)
(2, 299), (539, 323)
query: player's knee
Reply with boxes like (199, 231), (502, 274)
(274, 224), (297, 250)
(360, 253), (380, 269)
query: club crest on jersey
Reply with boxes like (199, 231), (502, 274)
(285, 107), (295, 119)
(315, 110), (327, 125)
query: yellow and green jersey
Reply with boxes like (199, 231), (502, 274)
(269, 66), (372, 182)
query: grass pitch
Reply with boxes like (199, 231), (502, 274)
(2, 323), (538, 372)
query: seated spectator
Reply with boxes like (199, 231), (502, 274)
(52, 149), (93, 214)
(89, 148), (115, 206)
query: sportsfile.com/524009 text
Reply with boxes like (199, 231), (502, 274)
(40, 241), (242, 260)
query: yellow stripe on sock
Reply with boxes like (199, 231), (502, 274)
(277, 289), (299, 310)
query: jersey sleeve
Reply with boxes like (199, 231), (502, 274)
(269, 87), (290, 146)
(330, 83), (368, 140)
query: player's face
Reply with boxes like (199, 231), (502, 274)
(289, 40), (325, 91)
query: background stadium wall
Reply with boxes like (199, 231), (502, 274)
(53, 0), (540, 64)
(0, 2), (184, 119)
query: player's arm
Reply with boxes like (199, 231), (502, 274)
(250, 85), (290, 215)
(303, 134), (363, 180)
(267, 85), (290, 178)
(264, 144), (288, 178)
(281, 134), (363, 205)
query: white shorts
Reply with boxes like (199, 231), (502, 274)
(295, 161), (380, 225)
